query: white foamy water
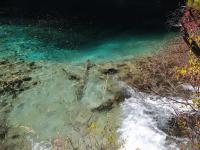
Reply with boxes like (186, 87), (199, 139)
(31, 140), (52, 150)
(118, 87), (190, 150)
(30, 85), (190, 150)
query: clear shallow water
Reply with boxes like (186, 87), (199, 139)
(8, 62), (120, 149)
(0, 23), (180, 149)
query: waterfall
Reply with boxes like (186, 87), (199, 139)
(118, 87), (190, 150)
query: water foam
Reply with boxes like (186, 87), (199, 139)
(29, 137), (52, 150)
(118, 87), (189, 150)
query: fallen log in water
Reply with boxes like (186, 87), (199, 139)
(62, 60), (94, 101)
(76, 60), (94, 101)
(92, 89), (131, 112)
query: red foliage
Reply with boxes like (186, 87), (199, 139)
(181, 8), (199, 33)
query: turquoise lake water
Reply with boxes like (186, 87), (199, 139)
(0, 24), (175, 63)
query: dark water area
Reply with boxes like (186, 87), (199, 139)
(0, 0), (183, 29)
(0, 0), (181, 62)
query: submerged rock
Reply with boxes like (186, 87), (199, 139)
(0, 75), (33, 98)
(0, 59), (39, 149)
(92, 89), (131, 112)
(101, 68), (118, 75)
(0, 59), (40, 99)
(62, 68), (81, 81)
(91, 99), (114, 112)
(0, 60), (9, 65)
(29, 62), (35, 67)
(22, 76), (32, 82)
(86, 59), (95, 70)
(0, 114), (8, 140)
(0, 127), (28, 150)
